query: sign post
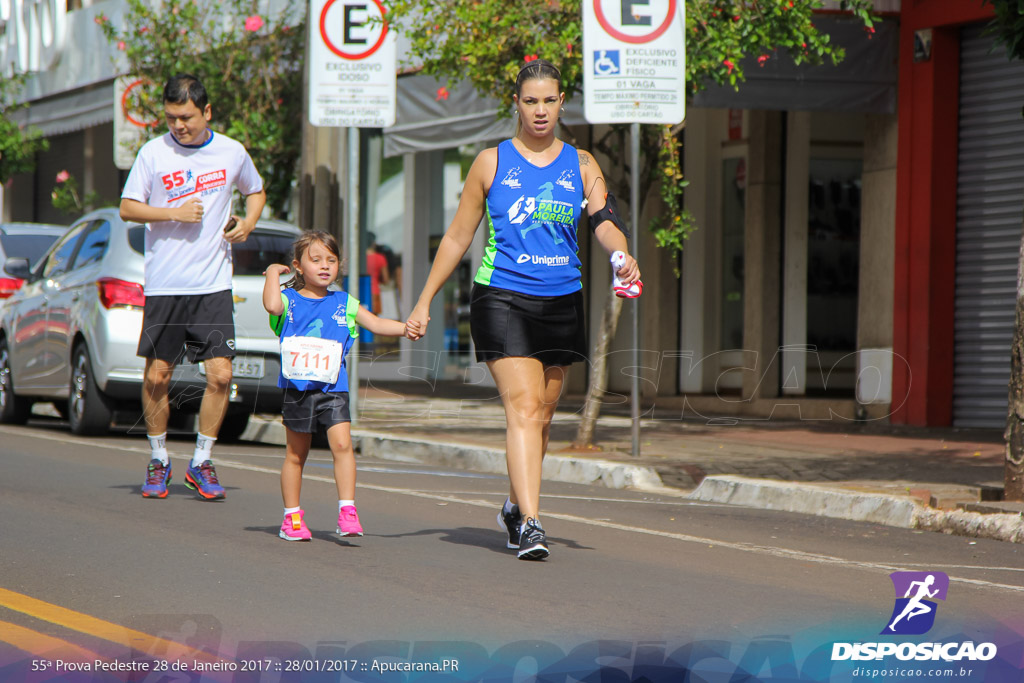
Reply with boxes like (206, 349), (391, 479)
(582, 0), (685, 457)
(113, 77), (158, 171)
(308, 0), (397, 422)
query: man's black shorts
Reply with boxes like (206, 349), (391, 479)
(138, 290), (236, 363)
(282, 389), (351, 433)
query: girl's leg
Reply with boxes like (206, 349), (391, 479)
(327, 421), (363, 536)
(488, 357), (566, 521)
(326, 422), (356, 501)
(281, 428), (312, 509)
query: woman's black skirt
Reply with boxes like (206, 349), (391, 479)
(469, 283), (587, 366)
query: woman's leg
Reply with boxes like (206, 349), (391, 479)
(281, 428), (312, 509)
(488, 357), (566, 521)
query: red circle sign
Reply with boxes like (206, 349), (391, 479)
(320, 0), (389, 60)
(593, 0), (677, 44)
(121, 79), (159, 128)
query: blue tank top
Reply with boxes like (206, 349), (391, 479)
(276, 289), (360, 393)
(474, 140), (584, 296)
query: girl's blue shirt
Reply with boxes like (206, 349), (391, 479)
(274, 288), (360, 393)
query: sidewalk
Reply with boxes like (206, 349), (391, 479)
(243, 382), (1024, 544)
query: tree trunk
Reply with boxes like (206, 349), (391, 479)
(573, 289), (624, 449)
(1005, 228), (1024, 501)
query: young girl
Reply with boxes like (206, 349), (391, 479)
(263, 231), (406, 541)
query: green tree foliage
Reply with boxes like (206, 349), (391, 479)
(0, 72), (49, 186)
(985, 0), (1024, 61)
(98, 0), (305, 217)
(387, 0), (876, 266)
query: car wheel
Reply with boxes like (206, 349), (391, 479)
(68, 344), (112, 436)
(216, 412), (250, 444)
(0, 337), (31, 424)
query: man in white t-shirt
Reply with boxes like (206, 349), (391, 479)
(120, 74), (267, 501)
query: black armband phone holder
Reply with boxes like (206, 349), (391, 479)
(588, 191), (630, 237)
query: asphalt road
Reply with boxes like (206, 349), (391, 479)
(2, 419), (1023, 681)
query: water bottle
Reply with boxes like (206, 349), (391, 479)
(611, 251), (643, 298)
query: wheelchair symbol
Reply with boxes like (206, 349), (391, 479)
(593, 50), (620, 76)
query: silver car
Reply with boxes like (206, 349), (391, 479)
(0, 222), (69, 298)
(0, 207), (301, 439)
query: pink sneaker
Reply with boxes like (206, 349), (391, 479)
(337, 505), (364, 537)
(279, 510), (312, 541)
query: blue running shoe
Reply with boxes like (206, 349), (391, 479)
(184, 460), (225, 500)
(141, 459), (171, 498)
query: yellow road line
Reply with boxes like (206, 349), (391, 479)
(0, 619), (102, 660)
(0, 588), (220, 663)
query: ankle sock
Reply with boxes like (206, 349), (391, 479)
(190, 433), (216, 468)
(147, 433), (169, 465)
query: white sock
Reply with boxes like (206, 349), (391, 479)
(190, 433), (216, 468)
(284, 506), (301, 516)
(339, 499), (355, 511)
(148, 433), (169, 465)
(503, 497), (518, 515)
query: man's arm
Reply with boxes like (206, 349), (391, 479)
(120, 197), (204, 224)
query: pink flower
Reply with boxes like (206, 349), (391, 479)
(757, 54), (769, 66)
(55, 170), (70, 184)
(435, 86), (449, 101)
(723, 59), (735, 74)
(244, 15), (264, 32)
(138, 26), (149, 34)
(180, 28), (187, 35)
(94, 14), (107, 25)
(117, 41), (126, 51)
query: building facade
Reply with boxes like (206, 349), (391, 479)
(4, 0), (1021, 427)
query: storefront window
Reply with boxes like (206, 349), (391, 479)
(440, 146), (477, 370)
(718, 156), (746, 394)
(361, 135), (404, 358)
(806, 158), (861, 395)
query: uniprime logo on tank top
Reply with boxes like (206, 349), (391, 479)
(163, 168), (228, 201)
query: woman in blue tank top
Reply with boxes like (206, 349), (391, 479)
(405, 59), (641, 561)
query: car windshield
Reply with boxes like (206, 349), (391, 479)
(232, 231), (295, 276)
(1, 233), (62, 266)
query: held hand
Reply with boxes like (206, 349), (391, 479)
(404, 305), (431, 341)
(173, 197), (204, 223)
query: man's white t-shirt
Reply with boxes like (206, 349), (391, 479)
(121, 131), (264, 296)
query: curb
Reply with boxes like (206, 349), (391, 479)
(688, 475), (923, 527)
(243, 417), (672, 492)
(689, 475), (1024, 543)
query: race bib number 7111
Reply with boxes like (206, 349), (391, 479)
(280, 336), (343, 384)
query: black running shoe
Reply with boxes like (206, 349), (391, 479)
(497, 502), (522, 549)
(517, 517), (550, 560)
